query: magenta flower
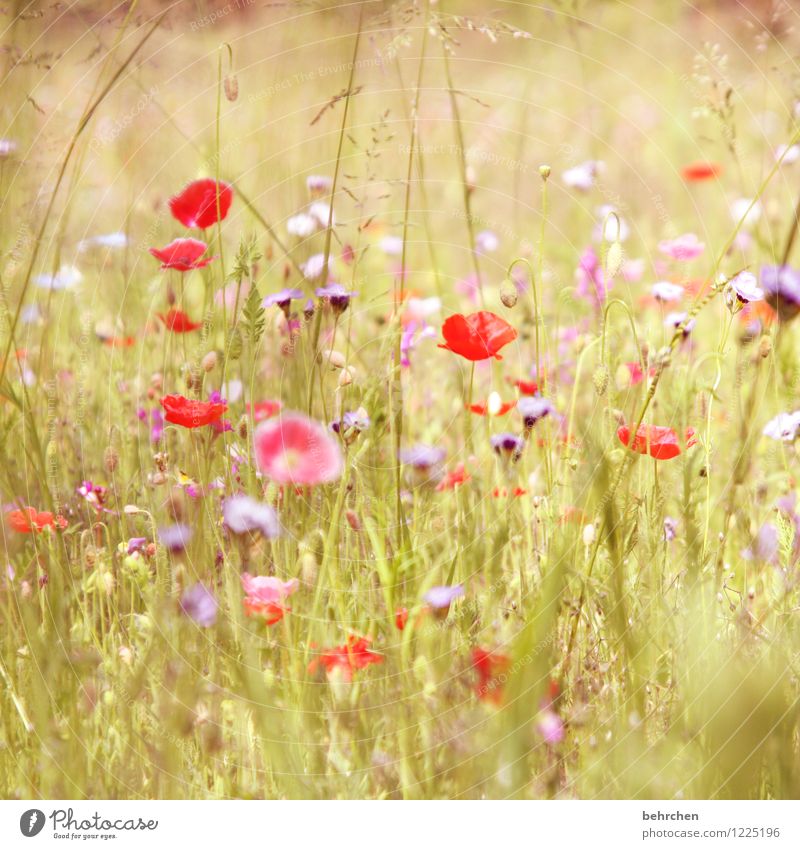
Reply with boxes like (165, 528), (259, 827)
(254, 411), (343, 486)
(536, 709), (565, 745)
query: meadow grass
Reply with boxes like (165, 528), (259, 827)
(1, 0), (800, 800)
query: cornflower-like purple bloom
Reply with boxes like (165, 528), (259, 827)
(180, 583), (218, 627)
(424, 584), (464, 610)
(761, 265), (800, 320)
(263, 288), (304, 316)
(517, 396), (555, 429)
(315, 283), (357, 315)
(222, 494), (280, 538)
(159, 523), (193, 552)
(491, 432), (525, 462)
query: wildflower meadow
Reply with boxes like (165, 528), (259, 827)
(2, 0), (800, 809)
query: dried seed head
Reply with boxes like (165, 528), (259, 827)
(237, 415), (248, 440)
(758, 335), (772, 358)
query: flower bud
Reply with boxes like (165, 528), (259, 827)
(224, 75), (239, 102)
(604, 240), (624, 278)
(201, 350), (218, 372)
(500, 277), (518, 308)
(539, 164), (551, 180)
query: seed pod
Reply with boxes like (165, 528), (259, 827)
(758, 335), (772, 358)
(500, 277), (518, 308)
(604, 240), (624, 278)
(593, 365), (609, 396)
(237, 415), (248, 440)
(201, 350), (218, 372)
(104, 445), (119, 473)
(224, 75), (239, 102)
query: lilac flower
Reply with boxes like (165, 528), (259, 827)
(399, 444), (446, 486)
(727, 271), (763, 305)
(180, 583), (218, 627)
(664, 311), (696, 336)
(651, 281), (684, 302)
(658, 233), (704, 261)
(536, 709), (565, 745)
(517, 396), (555, 429)
(379, 235), (403, 256)
(34, 264), (82, 291)
(78, 232), (128, 252)
(475, 230), (499, 254)
(575, 246), (609, 305)
(490, 432), (525, 462)
(401, 321), (436, 367)
(663, 517), (678, 542)
(562, 160), (603, 191)
(0, 138), (17, 157)
(308, 201), (334, 229)
(742, 523), (779, 564)
(331, 409), (371, 437)
(287, 212), (317, 237)
(761, 265), (800, 320)
(302, 252), (334, 280)
(315, 283), (357, 314)
(307, 174), (332, 194)
(262, 288), (304, 314)
(159, 523), (193, 552)
(424, 584), (464, 609)
(127, 537), (147, 555)
(762, 411), (800, 442)
(222, 494), (280, 538)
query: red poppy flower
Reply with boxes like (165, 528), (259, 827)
(623, 362), (656, 386)
(436, 462), (471, 492)
(617, 424), (697, 460)
(242, 574), (297, 626)
(157, 308), (203, 333)
(309, 635), (384, 682)
(7, 507), (67, 533)
(169, 178), (233, 229)
(149, 238), (216, 272)
(395, 607), (409, 631)
(472, 647), (511, 704)
(468, 398), (516, 416)
(246, 399), (282, 422)
(508, 377), (539, 395)
(160, 394), (227, 428)
(438, 311), (517, 361)
(680, 161), (722, 182)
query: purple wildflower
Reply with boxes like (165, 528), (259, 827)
(159, 523), (193, 552)
(180, 583), (218, 627)
(424, 584), (464, 610)
(490, 432), (525, 462)
(222, 494), (280, 538)
(263, 288), (304, 316)
(761, 265), (800, 320)
(517, 396), (555, 429)
(315, 283), (357, 315)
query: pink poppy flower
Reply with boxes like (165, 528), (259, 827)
(241, 573), (298, 625)
(254, 411), (343, 486)
(658, 233), (705, 261)
(149, 238), (216, 272)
